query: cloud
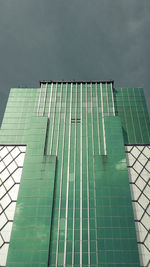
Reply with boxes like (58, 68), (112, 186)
(0, 0), (150, 121)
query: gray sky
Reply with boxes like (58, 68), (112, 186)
(0, 0), (150, 122)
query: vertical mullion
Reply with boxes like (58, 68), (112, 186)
(100, 83), (107, 155)
(72, 83), (77, 267)
(64, 83), (72, 266)
(86, 83), (90, 266)
(49, 83), (57, 155)
(80, 83), (82, 267)
(55, 84), (67, 267)
(96, 83), (101, 155)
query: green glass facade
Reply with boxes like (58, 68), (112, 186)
(0, 81), (150, 266)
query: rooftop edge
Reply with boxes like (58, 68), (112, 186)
(40, 80), (114, 85)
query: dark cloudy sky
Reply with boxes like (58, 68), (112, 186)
(0, 0), (150, 122)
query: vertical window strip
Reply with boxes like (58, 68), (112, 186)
(100, 83), (107, 155)
(34, 89), (40, 114)
(121, 88), (130, 144)
(86, 83), (91, 267)
(64, 83), (72, 266)
(133, 88), (144, 143)
(47, 83), (54, 155)
(72, 83), (77, 267)
(55, 84), (67, 267)
(37, 84), (42, 116)
(90, 83), (99, 266)
(90, 83), (94, 156)
(43, 82), (48, 116)
(127, 88), (137, 143)
(105, 82), (110, 115)
(111, 83), (115, 116)
(39, 88), (44, 116)
(80, 83), (82, 267)
(49, 83), (58, 155)
(39, 84), (46, 117)
(55, 83), (63, 156)
(138, 88), (150, 141)
(48, 83), (53, 118)
(96, 83), (101, 155)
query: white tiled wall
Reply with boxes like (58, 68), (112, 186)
(126, 145), (150, 267)
(0, 146), (26, 267)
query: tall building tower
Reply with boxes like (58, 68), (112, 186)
(0, 81), (150, 267)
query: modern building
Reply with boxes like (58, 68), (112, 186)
(0, 81), (150, 267)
